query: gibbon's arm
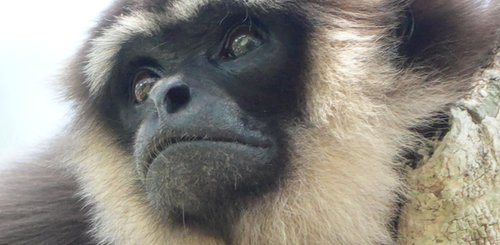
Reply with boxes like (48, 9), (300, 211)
(0, 162), (92, 245)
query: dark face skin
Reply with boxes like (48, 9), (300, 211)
(98, 3), (309, 236)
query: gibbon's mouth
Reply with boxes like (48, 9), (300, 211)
(140, 131), (280, 221)
(144, 134), (272, 171)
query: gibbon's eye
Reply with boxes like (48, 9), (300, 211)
(221, 26), (263, 59)
(133, 69), (160, 103)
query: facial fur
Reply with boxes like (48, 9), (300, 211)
(63, 0), (498, 244)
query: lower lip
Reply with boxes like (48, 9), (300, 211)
(142, 140), (278, 216)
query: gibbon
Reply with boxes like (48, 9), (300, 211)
(0, 0), (498, 244)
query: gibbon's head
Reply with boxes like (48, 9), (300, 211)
(62, 0), (498, 244)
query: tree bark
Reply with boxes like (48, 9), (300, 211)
(398, 52), (500, 244)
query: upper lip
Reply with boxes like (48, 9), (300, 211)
(143, 131), (272, 167)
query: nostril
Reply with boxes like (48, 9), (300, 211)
(165, 84), (191, 113)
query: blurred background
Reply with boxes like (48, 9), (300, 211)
(0, 0), (113, 169)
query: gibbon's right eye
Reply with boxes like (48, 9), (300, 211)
(132, 69), (160, 103)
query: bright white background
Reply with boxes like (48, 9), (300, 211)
(0, 0), (114, 168)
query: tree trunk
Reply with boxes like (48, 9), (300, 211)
(398, 52), (500, 244)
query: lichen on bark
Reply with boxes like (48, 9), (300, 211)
(398, 53), (500, 244)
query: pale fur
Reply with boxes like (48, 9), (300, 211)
(235, 7), (462, 243)
(85, 11), (163, 96)
(62, 122), (224, 245)
(68, 0), (493, 244)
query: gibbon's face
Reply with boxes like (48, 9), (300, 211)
(89, 1), (309, 233)
(61, 0), (497, 242)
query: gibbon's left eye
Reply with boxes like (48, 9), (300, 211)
(221, 26), (263, 59)
(133, 69), (160, 103)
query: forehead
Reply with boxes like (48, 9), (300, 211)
(167, 0), (289, 19)
(83, 0), (293, 96)
(136, 0), (285, 17)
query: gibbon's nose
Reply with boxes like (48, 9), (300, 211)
(150, 78), (191, 114)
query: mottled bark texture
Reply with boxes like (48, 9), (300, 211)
(398, 52), (500, 244)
